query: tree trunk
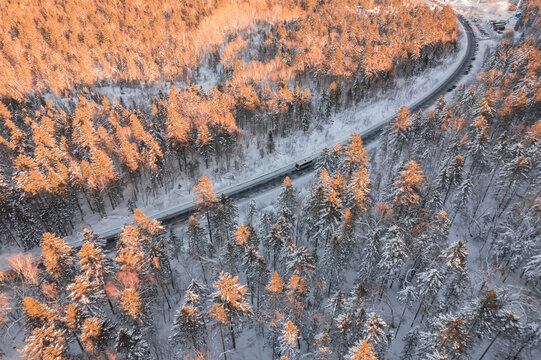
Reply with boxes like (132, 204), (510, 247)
(206, 211), (213, 244)
(102, 279), (116, 314)
(219, 324), (227, 360)
(230, 324), (236, 349)
(411, 293), (426, 326)
(478, 331), (500, 360)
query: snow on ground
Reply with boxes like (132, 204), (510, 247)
(441, 0), (514, 20)
(3, 13), (532, 360)
(0, 14), (474, 265)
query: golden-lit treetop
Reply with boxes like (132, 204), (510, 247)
(345, 133), (368, 165)
(40, 233), (73, 280)
(282, 320), (300, 347)
(234, 224), (250, 246)
(392, 106), (412, 135)
(80, 316), (103, 351)
(7, 253), (38, 285)
(212, 271), (252, 314)
(193, 176), (219, 207)
(119, 288), (142, 320)
(393, 160), (425, 208)
(346, 339), (378, 360)
(19, 323), (66, 360)
(266, 271), (285, 293)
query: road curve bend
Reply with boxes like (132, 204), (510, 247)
(0, 12), (476, 264)
(102, 12), (475, 243)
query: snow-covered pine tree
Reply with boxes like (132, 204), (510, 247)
(242, 245), (268, 312)
(280, 320), (300, 359)
(451, 177), (473, 224)
(418, 313), (472, 359)
(362, 312), (389, 356)
(392, 160), (425, 213)
(192, 176), (219, 244)
(377, 225), (407, 289)
(115, 327), (151, 360)
(304, 182), (326, 253)
(169, 288), (207, 354)
(77, 231), (114, 313)
(412, 268), (444, 324)
(400, 327), (420, 360)
(210, 271), (252, 351)
(278, 176), (298, 216)
(212, 193), (239, 246)
(345, 338), (378, 360)
(264, 271), (286, 359)
(247, 199), (257, 225)
(339, 133), (368, 179)
(40, 232), (74, 284)
(186, 215), (207, 255)
(286, 245), (315, 280)
(266, 224), (285, 272)
(318, 172), (344, 249)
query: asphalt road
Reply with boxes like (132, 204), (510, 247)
(96, 13), (476, 246)
(0, 12), (476, 263)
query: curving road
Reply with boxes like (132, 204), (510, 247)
(0, 11), (476, 266)
(96, 13), (476, 244)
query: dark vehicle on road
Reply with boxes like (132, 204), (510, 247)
(492, 21), (506, 31)
(295, 159), (313, 170)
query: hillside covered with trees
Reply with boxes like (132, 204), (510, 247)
(0, 0), (540, 359)
(0, 0), (458, 249)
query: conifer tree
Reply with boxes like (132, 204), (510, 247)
(378, 225), (407, 288)
(242, 244), (268, 310)
(280, 320), (300, 359)
(363, 312), (389, 354)
(193, 176), (219, 244)
(20, 323), (67, 360)
(318, 173), (344, 247)
(267, 224), (284, 271)
(278, 177), (298, 215)
(392, 161), (425, 210)
(264, 271), (286, 359)
(413, 268), (444, 324)
(20, 297), (66, 360)
(323, 226), (350, 296)
(77, 230), (113, 312)
(340, 133), (368, 178)
(346, 339), (378, 360)
(170, 288), (206, 354)
(115, 328), (151, 360)
(286, 246), (315, 280)
(266, 271), (285, 307)
(40, 233), (74, 283)
(210, 271), (252, 351)
(348, 166), (371, 212)
(79, 316), (109, 355)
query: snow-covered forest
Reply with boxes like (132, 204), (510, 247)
(1, 0), (541, 359)
(0, 0), (458, 250)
